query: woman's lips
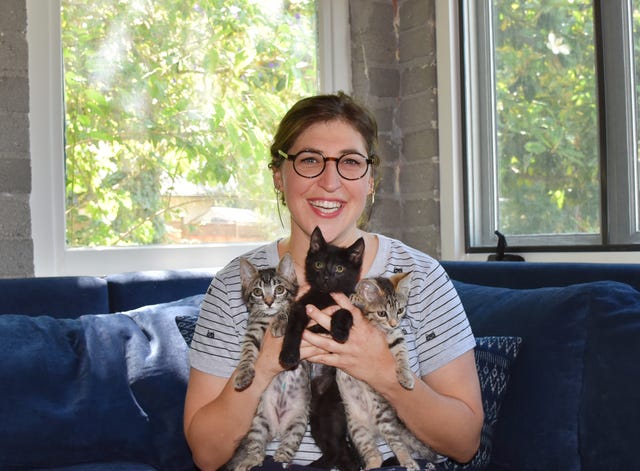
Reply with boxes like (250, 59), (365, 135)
(308, 199), (344, 216)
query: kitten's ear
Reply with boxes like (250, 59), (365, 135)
(390, 271), (412, 297)
(309, 226), (326, 253)
(349, 237), (366, 265)
(239, 258), (258, 288)
(356, 278), (383, 304)
(278, 253), (296, 282)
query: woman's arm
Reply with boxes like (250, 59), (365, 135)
(183, 329), (285, 471)
(302, 296), (484, 464)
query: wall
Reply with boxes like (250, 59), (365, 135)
(0, 0), (33, 277)
(350, 0), (441, 257)
(0, 0), (440, 277)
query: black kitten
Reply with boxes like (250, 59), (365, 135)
(278, 226), (365, 369)
(278, 226), (365, 471)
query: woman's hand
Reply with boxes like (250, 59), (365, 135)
(301, 293), (399, 390)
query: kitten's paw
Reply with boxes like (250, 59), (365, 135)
(279, 350), (300, 370)
(273, 452), (293, 466)
(399, 458), (421, 471)
(331, 325), (350, 343)
(331, 310), (353, 343)
(398, 372), (415, 390)
(234, 369), (255, 391)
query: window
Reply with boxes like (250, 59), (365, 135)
(28, 0), (350, 276)
(459, 0), (640, 252)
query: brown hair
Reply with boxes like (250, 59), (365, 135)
(269, 92), (380, 170)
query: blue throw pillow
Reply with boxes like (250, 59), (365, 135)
(0, 294), (204, 470)
(442, 336), (522, 471)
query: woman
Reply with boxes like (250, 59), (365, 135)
(183, 92), (483, 471)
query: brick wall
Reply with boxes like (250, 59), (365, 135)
(0, 0), (33, 277)
(350, 0), (441, 257)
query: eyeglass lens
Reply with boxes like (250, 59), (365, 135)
(293, 151), (369, 180)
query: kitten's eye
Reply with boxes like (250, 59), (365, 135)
(252, 288), (263, 298)
(377, 311), (387, 318)
(335, 265), (345, 273)
(398, 307), (405, 315)
(314, 261), (325, 270)
(275, 286), (285, 295)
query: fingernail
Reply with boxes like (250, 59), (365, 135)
(306, 304), (313, 314)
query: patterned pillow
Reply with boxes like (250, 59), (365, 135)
(175, 314), (197, 346)
(441, 336), (522, 471)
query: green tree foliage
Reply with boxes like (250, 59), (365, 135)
(493, 0), (600, 235)
(62, 0), (316, 247)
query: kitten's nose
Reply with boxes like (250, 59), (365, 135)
(389, 319), (398, 327)
(265, 296), (274, 307)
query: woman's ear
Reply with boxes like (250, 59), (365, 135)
(273, 168), (283, 192)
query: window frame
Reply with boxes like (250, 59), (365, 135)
(436, 0), (640, 262)
(28, 0), (351, 276)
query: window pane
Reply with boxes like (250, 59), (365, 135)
(634, 3), (640, 233)
(493, 0), (600, 236)
(61, 0), (316, 248)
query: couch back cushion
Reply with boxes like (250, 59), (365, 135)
(454, 280), (640, 471)
(0, 294), (203, 470)
(106, 270), (215, 312)
(0, 276), (109, 317)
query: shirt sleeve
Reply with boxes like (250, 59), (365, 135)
(189, 264), (246, 378)
(411, 262), (476, 376)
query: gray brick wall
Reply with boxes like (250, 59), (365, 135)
(1, 0), (441, 277)
(0, 0), (33, 277)
(350, 0), (441, 258)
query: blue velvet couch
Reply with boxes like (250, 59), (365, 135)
(1, 261), (639, 471)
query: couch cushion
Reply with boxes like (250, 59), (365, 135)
(0, 294), (204, 470)
(454, 280), (640, 471)
(579, 281), (640, 470)
(453, 280), (591, 471)
(0, 276), (109, 317)
(106, 269), (215, 312)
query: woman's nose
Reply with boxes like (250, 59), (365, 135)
(317, 160), (342, 190)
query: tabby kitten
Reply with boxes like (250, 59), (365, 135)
(234, 253), (298, 391)
(227, 254), (311, 471)
(336, 272), (440, 471)
(279, 226), (365, 369)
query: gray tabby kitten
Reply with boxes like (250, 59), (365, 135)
(336, 272), (440, 471)
(227, 254), (311, 471)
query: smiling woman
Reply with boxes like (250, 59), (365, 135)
(183, 93), (484, 471)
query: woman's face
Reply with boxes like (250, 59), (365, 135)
(273, 119), (373, 246)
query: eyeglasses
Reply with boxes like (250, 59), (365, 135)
(278, 149), (374, 180)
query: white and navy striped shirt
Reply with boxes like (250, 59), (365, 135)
(189, 234), (476, 464)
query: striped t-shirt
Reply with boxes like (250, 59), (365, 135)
(189, 234), (476, 464)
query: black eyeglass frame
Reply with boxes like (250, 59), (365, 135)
(277, 149), (375, 180)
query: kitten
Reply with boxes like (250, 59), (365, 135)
(279, 226), (365, 471)
(279, 226), (365, 370)
(336, 272), (440, 471)
(227, 254), (311, 471)
(234, 253), (298, 391)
